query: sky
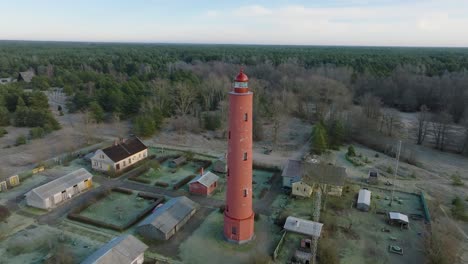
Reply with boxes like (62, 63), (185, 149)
(0, 0), (467, 47)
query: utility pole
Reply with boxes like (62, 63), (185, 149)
(389, 140), (402, 206)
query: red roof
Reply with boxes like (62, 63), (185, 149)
(235, 68), (248, 82)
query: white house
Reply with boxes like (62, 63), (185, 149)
(91, 137), (148, 172)
(357, 189), (372, 211)
(284, 216), (323, 238)
(25, 168), (93, 210)
(81, 234), (148, 264)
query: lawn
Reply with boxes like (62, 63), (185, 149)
(79, 191), (154, 227)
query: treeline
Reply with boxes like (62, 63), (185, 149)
(0, 42), (467, 155)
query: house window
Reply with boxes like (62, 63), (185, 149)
(139, 153), (141, 158)
(214, 182), (217, 187)
(123, 161), (126, 166)
(100, 155), (104, 159)
(128, 158), (131, 164)
(243, 189), (248, 197)
(243, 152), (247, 161)
(244, 113), (248, 121)
(232, 226), (237, 235)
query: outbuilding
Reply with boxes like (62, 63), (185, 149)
(357, 189), (372, 211)
(169, 156), (187, 168)
(0, 175), (20, 192)
(25, 168), (93, 210)
(81, 234), (148, 264)
(137, 196), (198, 240)
(213, 156), (227, 173)
(284, 216), (323, 238)
(388, 212), (409, 229)
(189, 171), (219, 196)
(368, 170), (378, 184)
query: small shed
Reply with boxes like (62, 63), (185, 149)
(137, 196), (198, 240)
(81, 234), (148, 264)
(282, 160), (303, 187)
(25, 168), (93, 209)
(213, 156), (227, 173)
(189, 171), (219, 196)
(357, 189), (372, 211)
(169, 156), (187, 168)
(368, 170), (378, 184)
(388, 212), (409, 229)
(284, 216), (323, 238)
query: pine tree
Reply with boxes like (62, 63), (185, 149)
(311, 122), (328, 154)
(329, 120), (345, 149)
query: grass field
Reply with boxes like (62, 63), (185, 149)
(79, 191), (154, 227)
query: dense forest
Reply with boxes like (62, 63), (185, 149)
(0, 41), (467, 154)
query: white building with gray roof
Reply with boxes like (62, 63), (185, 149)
(25, 168), (93, 210)
(284, 216), (323, 238)
(136, 196), (199, 240)
(81, 234), (147, 264)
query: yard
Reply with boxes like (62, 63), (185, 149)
(76, 190), (156, 228)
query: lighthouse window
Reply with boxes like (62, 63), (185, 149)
(232, 226), (237, 235)
(244, 113), (248, 121)
(229, 131), (231, 139)
(243, 152), (247, 161)
(227, 169), (230, 177)
(243, 189), (248, 197)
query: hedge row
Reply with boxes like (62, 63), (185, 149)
(128, 177), (151, 184)
(112, 187), (134, 195)
(173, 174), (196, 190)
(155, 181), (169, 188)
(68, 213), (123, 231)
(253, 163), (281, 172)
(137, 192), (165, 201)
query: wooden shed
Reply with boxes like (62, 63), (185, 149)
(0, 175), (20, 192)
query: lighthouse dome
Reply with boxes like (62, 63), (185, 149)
(235, 68), (249, 82)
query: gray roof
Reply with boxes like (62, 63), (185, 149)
(282, 160), (303, 178)
(171, 156), (187, 165)
(389, 212), (409, 223)
(18, 70), (35, 82)
(81, 234), (148, 264)
(189, 171), (219, 187)
(302, 163), (347, 187)
(138, 196), (198, 234)
(357, 189), (371, 205)
(27, 168), (93, 199)
(284, 216), (323, 237)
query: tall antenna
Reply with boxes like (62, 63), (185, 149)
(389, 140), (402, 206)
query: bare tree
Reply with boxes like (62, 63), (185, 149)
(416, 105), (430, 145)
(172, 82), (195, 116)
(431, 111), (452, 151)
(359, 93), (382, 120)
(379, 108), (401, 137)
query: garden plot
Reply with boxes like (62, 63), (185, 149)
(70, 190), (160, 231)
(0, 224), (101, 264)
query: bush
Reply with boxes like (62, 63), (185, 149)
(203, 111), (222, 131)
(112, 187), (133, 195)
(0, 205), (11, 221)
(15, 135), (27, 146)
(451, 196), (468, 221)
(29, 127), (45, 139)
(128, 177), (151, 184)
(218, 205), (226, 214)
(386, 166), (394, 174)
(254, 213), (261, 222)
(347, 145), (356, 157)
(375, 153), (379, 158)
(451, 173), (464, 186)
(0, 127), (7, 137)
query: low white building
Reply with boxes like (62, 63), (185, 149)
(81, 234), (148, 264)
(25, 168), (93, 210)
(284, 216), (323, 238)
(388, 212), (409, 228)
(357, 189), (372, 211)
(91, 137), (148, 172)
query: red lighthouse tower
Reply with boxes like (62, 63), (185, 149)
(224, 68), (255, 244)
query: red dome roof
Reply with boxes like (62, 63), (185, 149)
(235, 68), (249, 82)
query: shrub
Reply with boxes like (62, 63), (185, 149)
(374, 153), (379, 158)
(386, 166), (394, 174)
(218, 205), (226, 214)
(203, 111), (222, 131)
(0, 127), (7, 137)
(29, 127), (45, 139)
(0, 205), (11, 221)
(318, 239), (339, 264)
(347, 145), (356, 157)
(451, 173), (464, 186)
(451, 196), (468, 221)
(128, 177), (151, 184)
(112, 187), (133, 195)
(254, 213), (261, 222)
(15, 135), (27, 146)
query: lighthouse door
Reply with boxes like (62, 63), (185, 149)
(231, 226), (238, 240)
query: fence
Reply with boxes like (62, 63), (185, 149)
(273, 231), (287, 260)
